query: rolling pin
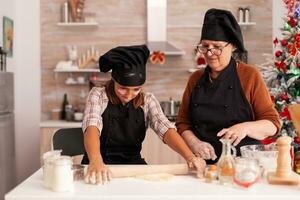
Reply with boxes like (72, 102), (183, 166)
(108, 164), (189, 178)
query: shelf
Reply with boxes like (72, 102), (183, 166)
(54, 68), (99, 73)
(57, 22), (98, 28)
(147, 41), (185, 56)
(238, 22), (256, 26)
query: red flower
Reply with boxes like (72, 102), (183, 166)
(281, 39), (288, 46)
(288, 43), (298, 56)
(275, 50), (282, 57)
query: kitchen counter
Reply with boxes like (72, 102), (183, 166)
(5, 169), (300, 200)
(40, 120), (82, 128)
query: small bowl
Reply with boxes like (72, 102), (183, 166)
(240, 144), (278, 174)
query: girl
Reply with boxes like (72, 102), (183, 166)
(82, 45), (205, 184)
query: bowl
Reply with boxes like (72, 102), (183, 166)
(240, 144), (278, 174)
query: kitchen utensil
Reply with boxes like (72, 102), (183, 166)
(240, 143), (278, 175)
(108, 164), (189, 178)
(267, 136), (300, 185)
(217, 139), (236, 185)
(233, 157), (260, 188)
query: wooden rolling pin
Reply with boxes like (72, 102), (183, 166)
(108, 164), (189, 178)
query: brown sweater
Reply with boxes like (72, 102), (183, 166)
(176, 61), (281, 135)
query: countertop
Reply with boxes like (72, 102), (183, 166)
(40, 120), (82, 128)
(5, 169), (300, 200)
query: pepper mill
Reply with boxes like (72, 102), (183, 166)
(267, 135), (300, 185)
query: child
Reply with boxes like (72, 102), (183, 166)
(82, 45), (205, 184)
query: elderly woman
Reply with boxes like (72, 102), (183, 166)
(176, 8), (280, 164)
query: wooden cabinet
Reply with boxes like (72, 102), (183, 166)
(40, 121), (185, 166)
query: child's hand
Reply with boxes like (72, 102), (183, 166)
(84, 157), (112, 185)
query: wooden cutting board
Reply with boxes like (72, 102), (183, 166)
(108, 164), (189, 178)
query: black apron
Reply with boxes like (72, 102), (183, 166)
(189, 58), (261, 164)
(82, 101), (147, 165)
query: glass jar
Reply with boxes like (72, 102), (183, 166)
(233, 157), (261, 188)
(42, 150), (61, 188)
(51, 156), (73, 192)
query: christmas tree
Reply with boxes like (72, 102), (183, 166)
(270, 0), (300, 138)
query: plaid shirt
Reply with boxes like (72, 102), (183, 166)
(82, 87), (175, 140)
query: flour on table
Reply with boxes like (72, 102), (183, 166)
(134, 173), (173, 181)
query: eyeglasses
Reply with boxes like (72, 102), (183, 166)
(196, 43), (230, 56)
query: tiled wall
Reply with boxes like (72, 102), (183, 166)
(41, 0), (272, 120)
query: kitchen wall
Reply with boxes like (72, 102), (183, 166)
(0, 0), (41, 183)
(0, 0), (16, 72)
(41, 0), (274, 120)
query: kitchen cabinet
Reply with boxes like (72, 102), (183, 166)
(40, 120), (185, 166)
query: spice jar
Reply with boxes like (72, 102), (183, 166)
(51, 156), (73, 192)
(205, 165), (218, 183)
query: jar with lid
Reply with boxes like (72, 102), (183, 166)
(51, 156), (73, 192)
(42, 150), (62, 188)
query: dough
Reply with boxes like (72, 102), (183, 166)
(135, 173), (174, 181)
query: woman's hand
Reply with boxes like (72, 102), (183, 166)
(217, 123), (250, 146)
(187, 156), (206, 178)
(84, 157), (112, 185)
(182, 130), (217, 160)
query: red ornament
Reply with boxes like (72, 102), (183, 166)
(275, 50), (282, 57)
(270, 95), (275, 103)
(273, 37), (279, 46)
(279, 107), (291, 120)
(275, 60), (287, 73)
(294, 137), (300, 144)
(295, 34), (300, 42)
(280, 93), (288, 101)
(289, 17), (296, 27)
(297, 63), (300, 69)
(281, 39), (288, 46)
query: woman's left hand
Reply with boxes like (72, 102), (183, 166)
(187, 156), (206, 178)
(217, 123), (250, 146)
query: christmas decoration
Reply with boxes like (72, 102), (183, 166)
(266, 0), (300, 138)
(150, 51), (165, 65)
